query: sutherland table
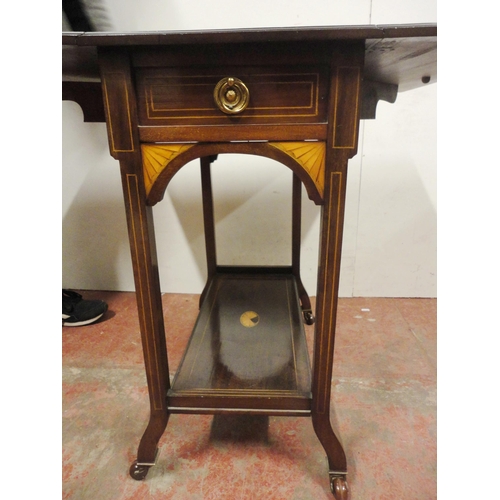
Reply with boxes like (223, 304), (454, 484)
(63, 24), (437, 499)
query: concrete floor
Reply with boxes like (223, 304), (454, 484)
(62, 292), (436, 499)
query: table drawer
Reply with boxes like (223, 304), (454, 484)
(135, 66), (329, 126)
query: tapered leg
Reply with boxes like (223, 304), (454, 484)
(118, 158), (171, 480)
(98, 48), (171, 481)
(291, 174), (314, 324)
(199, 155), (218, 307)
(312, 157), (350, 497)
(310, 46), (364, 497)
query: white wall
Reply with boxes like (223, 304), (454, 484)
(62, 0), (437, 297)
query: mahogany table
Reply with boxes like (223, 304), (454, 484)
(63, 24), (436, 499)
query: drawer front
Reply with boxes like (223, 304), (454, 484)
(135, 66), (329, 126)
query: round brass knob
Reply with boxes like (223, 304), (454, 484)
(214, 77), (250, 115)
(225, 89), (237, 102)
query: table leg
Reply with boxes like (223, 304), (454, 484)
(118, 157), (171, 479)
(292, 173), (314, 325)
(199, 155), (218, 307)
(312, 155), (350, 497)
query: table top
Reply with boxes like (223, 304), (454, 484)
(62, 23), (436, 46)
(62, 23), (436, 92)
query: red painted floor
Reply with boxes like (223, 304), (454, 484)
(62, 292), (436, 499)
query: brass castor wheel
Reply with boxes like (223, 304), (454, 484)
(129, 460), (150, 480)
(303, 310), (315, 325)
(330, 476), (349, 500)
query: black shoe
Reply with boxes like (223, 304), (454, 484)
(62, 290), (108, 327)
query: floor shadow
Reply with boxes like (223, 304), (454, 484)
(209, 415), (270, 444)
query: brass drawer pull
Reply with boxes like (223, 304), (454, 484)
(214, 77), (250, 114)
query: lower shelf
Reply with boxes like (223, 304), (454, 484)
(168, 270), (312, 413)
